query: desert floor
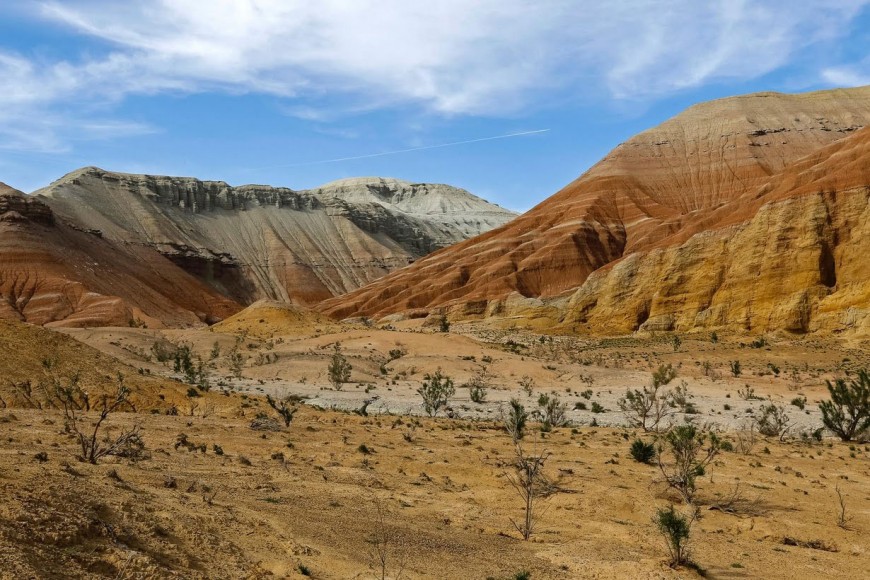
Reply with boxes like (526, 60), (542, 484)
(0, 321), (867, 578)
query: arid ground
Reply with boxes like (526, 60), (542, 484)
(1, 315), (868, 579)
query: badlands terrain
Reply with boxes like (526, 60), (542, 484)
(1, 86), (869, 578)
(1, 312), (869, 578)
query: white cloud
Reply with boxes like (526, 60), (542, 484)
(1, 0), (868, 150)
(822, 60), (870, 88)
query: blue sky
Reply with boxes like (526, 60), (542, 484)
(1, 1), (868, 211)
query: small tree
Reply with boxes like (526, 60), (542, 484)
(656, 424), (722, 504)
(505, 441), (552, 540)
(730, 360), (742, 377)
(210, 341), (221, 360)
(757, 403), (791, 440)
(519, 375), (535, 397)
(438, 315), (450, 333)
(266, 394), (298, 427)
(819, 370), (870, 441)
(328, 343), (352, 390)
(367, 495), (407, 580)
(44, 366), (143, 464)
(671, 334), (682, 352)
(536, 393), (567, 431)
(504, 399), (528, 441)
(417, 369), (455, 417)
(466, 365), (491, 404)
(618, 364), (678, 432)
(229, 348), (244, 379)
(654, 505), (695, 568)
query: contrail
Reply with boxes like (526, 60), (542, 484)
(246, 129), (550, 170)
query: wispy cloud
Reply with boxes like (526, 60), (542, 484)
(822, 59), (870, 87)
(2, 0), (869, 151)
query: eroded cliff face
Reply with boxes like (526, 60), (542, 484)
(321, 87), (870, 336)
(0, 183), (241, 327)
(37, 169), (516, 305)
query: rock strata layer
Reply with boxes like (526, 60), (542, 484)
(37, 170), (515, 305)
(321, 87), (870, 336)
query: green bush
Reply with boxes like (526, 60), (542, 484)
(820, 369), (870, 441)
(629, 439), (656, 464)
(654, 505), (692, 567)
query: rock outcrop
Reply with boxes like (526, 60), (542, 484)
(0, 183), (240, 327)
(37, 169), (516, 305)
(321, 86), (870, 336)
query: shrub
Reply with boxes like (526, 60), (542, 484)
(657, 424), (721, 504)
(266, 394), (298, 427)
(790, 396), (807, 410)
(730, 360), (742, 377)
(618, 365), (677, 431)
(519, 375), (535, 397)
(819, 369), (870, 441)
(506, 443), (551, 540)
(630, 439), (656, 464)
(757, 403), (791, 440)
(654, 505), (694, 567)
(328, 343), (352, 390)
(591, 402), (605, 414)
(417, 369), (455, 417)
(438, 315), (450, 333)
(536, 393), (567, 431)
(466, 366), (491, 404)
(43, 365), (142, 464)
(504, 399), (528, 441)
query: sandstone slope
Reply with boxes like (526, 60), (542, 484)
(37, 169), (516, 305)
(0, 183), (240, 327)
(321, 87), (870, 335)
(0, 318), (208, 410)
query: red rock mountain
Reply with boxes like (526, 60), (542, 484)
(1, 171), (512, 327)
(0, 183), (240, 327)
(321, 87), (870, 335)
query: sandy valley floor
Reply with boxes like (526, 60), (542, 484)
(1, 317), (868, 578)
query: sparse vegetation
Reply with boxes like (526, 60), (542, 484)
(757, 403), (791, 440)
(466, 365), (491, 404)
(328, 343), (353, 390)
(417, 369), (455, 417)
(505, 441), (552, 541)
(819, 369), (870, 441)
(43, 363), (144, 464)
(438, 315), (450, 333)
(654, 505), (694, 568)
(618, 364), (678, 431)
(266, 394), (298, 427)
(656, 424), (722, 504)
(535, 393), (567, 431)
(504, 399), (528, 441)
(366, 495), (407, 580)
(630, 439), (656, 464)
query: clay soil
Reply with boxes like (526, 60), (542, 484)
(1, 320), (868, 578)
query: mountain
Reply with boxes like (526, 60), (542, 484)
(0, 182), (240, 327)
(321, 86), (870, 335)
(36, 168), (516, 305)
